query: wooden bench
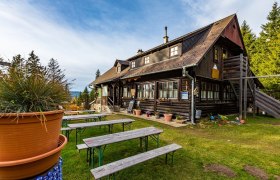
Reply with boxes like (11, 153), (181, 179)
(90, 143), (181, 179)
(61, 127), (72, 140)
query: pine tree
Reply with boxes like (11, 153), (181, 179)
(82, 87), (90, 110)
(26, 51), (45, 76)
(252, 2), (280, 89)
(89, 88), (96, 103)
(77, 92), (82, 106)
(47, 58), (66, 84)
(241, 20), (256, 59)
(261, 2), (280, 40)
(95, 69), (100, 80)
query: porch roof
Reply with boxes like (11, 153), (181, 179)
(93, 66), (130, 85)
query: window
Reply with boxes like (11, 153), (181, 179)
(200, 81), (220, 101)
(117, 66), (121, 72)
(222, 48), (228, 59)
(223, 85), (235, 100)
(213, 84), (220, 100)
(201, 82), (207, 99)
(159, 81), (178, 99)
(123, 86), (131, 98)
(137, 85), (143, 98)
(137, 83), (154, 99)
(123, 87), (127, 97)
(102, 86), (108, 96)
(207, 84), (213, 100)
(214, 47), (218, 61)
(131, 61), (136, 68)
(144, 56), (150, 64)
(170, 46), (178, 57)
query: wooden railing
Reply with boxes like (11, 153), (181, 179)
(256, 90), (280, 118)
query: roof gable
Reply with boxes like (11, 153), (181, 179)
(222, 16), (244, 50)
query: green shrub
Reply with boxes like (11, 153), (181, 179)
(0, 51), (70, 113)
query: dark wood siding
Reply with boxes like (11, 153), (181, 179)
(120, 70), (191, 119)
(131, 43), (182, 69)
(195, 77), (238, 116)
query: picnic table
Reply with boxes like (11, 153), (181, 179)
(83, 127), (163, 167)
(62, 113), (107, 126)
(64, 110), (95, 115)
(68, 119), (135, 144)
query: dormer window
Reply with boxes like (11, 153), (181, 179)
(170, 46), (178, 57)
(144, 56), (150, 64)
(117, 66), (121, 73)
(131, 61), (136, 68)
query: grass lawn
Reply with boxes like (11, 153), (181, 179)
(61, 114), (280, 180)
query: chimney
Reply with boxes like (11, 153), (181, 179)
(163, 26), (169, 43)
(137, 49), (143, 55)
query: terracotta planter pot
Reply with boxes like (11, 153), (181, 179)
(135, 109), (141, 116)
(0, 110), (64, 161)
(0, 134), (67, 180)
(240, 119), (246, 124)
(164, 114), (173, 122)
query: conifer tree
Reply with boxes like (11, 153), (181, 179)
(241, 20), (256, 59)
(89, 88), (96, 102)
(26, 51), (45, 76)
(47, 58), (66, 84)
(82, 87), (90, 110)
(95, 69), (100, 80)
(251, 2), (280, 89)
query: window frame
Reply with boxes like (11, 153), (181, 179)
(214, 47), (219, 61)
(144, 56), (150, 64)
(200, 81), (221, 101)
(222, 48), (228, 60)
(117, 66), (121, 73)
(131, 61), (136, 68)
(137, 83), (155, 99)
(158, 81), (178, 99)
(170, 46), (179, 57)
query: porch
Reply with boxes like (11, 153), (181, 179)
(116, 110), (188, 128)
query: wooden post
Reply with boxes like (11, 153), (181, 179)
(253, 84), (256, 117)
(154, 81), (158, 113)
(243, 58), (248, 120)
(112, 84), (115, 112)
(239, 54), (243, 120)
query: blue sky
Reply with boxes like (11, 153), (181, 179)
(0, 0), (277, 91)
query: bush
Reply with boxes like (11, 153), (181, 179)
(0, 52), (70, 113)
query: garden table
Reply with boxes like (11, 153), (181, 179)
(83, 127), (163, 167)
(62, 113), (107, 126)
(68, 119), (135, 144)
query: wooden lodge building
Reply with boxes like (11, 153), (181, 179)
(91, 14), (280, 122)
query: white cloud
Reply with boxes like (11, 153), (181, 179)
(0, 1), (156, 91)
(0, 0), (277, 91)
(181, 0), (276, 34)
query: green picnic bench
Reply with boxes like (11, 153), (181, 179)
(90, 143), (182, 179)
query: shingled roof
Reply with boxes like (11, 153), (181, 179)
(92, 14), (236, 85)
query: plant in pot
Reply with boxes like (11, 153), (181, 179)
(0, 52), (70, 179)
(164, 108), (173, 122)
(146, 111), (151, 117)
(155, 111), (160, 119)
(135, 105), (141, 116)
(175, 115), (186, 124)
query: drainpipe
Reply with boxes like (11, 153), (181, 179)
(182, 67), (195, 124)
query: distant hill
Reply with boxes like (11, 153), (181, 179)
(70, 91), (81, 98)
